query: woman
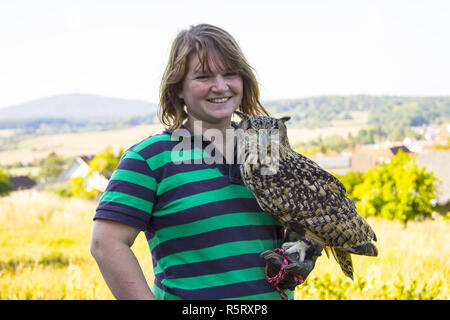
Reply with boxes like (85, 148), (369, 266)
(90, 24), (315, 300)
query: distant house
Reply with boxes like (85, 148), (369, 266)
(350, 152), (377, 172)
(57, 155), (109, 192)
(403, 138), (434, 152)
(10, 176), (37, 190)
(59, 155), (94, 180)
(433, 126), (450, 147)
(306, 144), (415, 175)
(415, 150), (450, 213)
(307, 153), (352, 175)
(351, 143), (412, 172)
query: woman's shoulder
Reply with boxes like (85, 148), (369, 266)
(126, 131), (181, 160)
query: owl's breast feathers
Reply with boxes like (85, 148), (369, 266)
(240, 150), (377, 255)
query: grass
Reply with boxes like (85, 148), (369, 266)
(0, 190), (152, 299)
(0, 190), (448, 300)
(295, 217), (449, 299)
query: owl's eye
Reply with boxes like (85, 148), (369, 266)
(270, 128), (279, 135)
(247, 128), (257, 135)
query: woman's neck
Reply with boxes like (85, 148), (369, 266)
(184, 117), (236, 163)
(185, 117), (232, 138)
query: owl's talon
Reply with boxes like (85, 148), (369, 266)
(281, 240), (310, 263)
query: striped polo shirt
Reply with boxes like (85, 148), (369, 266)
(94, 124), (293, 300)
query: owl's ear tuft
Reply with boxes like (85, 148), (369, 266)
(234, 111), (249, 120)
(279, 116), (291, 123)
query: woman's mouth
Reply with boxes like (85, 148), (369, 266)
(207, 97), (231, 104)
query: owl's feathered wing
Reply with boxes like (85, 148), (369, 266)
(240, 148), (378, 279)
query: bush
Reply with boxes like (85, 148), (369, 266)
(353, 151), (439, 227)
(70, 176), (101, 199)
(0, 168), (13, 196)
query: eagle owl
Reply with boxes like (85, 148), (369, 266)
(234, 111), (378, 279)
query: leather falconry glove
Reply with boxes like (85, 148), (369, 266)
(261, 233), (322, 291)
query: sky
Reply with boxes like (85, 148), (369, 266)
(0, 0), (449, 109)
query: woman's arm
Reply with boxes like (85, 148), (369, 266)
(90, 219), (156, 300)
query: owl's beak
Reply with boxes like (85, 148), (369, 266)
(259, 132), (268, 148)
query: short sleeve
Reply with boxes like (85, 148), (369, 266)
(94, 149), (157, 231)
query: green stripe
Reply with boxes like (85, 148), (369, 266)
(157, 168), (223, 196)
(131, 134), (174, 152)
(225, 290), (294, 300)
(148, 212), (277, 247)
(100, 191), (153, 213)
(152, 239), (280, 273)
(151, 284), (182, 300)
(162, 267), (265, 290)
(152, 279), (291, 300)
(154, 184), (255, 217)
(110, 169), (157, 191)
(147, 148), (211, 171)
(122, 150), (145, 161)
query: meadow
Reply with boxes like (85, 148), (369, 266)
(0, 190), (448, 300)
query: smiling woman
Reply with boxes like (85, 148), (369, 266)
(178, 50), (244, 130)
(90, 24), (316, 300)
(158, 24), (269, 132)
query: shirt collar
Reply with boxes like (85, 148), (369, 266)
(163, 121), (239, 141)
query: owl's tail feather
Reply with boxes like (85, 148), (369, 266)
(331, 248), (354, 280)
(347, 242), (378, 257)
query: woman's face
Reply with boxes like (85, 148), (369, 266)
(178, 50), (243, 127)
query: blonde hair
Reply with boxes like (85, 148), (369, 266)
(159, 24), (269, 130)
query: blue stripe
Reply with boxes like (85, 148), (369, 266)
(149, 198), (265, 231)
(155, 177), (228, 209)
(117, 157), (151, 176)
(105, 180), (156, 202)
(150, 225), (283, 261)
(161, 253), (264, 278)
(95, 203), (151, 230)
(152, 161), (217, 183)
(138, 139), (181, 160)
(153, 278), (280, 300)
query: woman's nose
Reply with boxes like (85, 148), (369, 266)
(211, 75), (228, 91)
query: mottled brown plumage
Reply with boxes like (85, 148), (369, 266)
(235, 111), (378, 279)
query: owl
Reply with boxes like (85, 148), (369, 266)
(234, 111), (378, 280)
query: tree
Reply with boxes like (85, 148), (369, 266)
(0, 168), (13, 196)
(353, 151), (439, 227)
(70, 176), (101, 199)
(39, 152), (65, 179)
(88, 146), (121, 179)
(69, 146), (122, 199)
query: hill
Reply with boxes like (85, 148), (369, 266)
(264, 95), (450, 129)
(0, 93), (157, 120)
(1, 94), (449, 156)
(263, 95), (450, 142)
